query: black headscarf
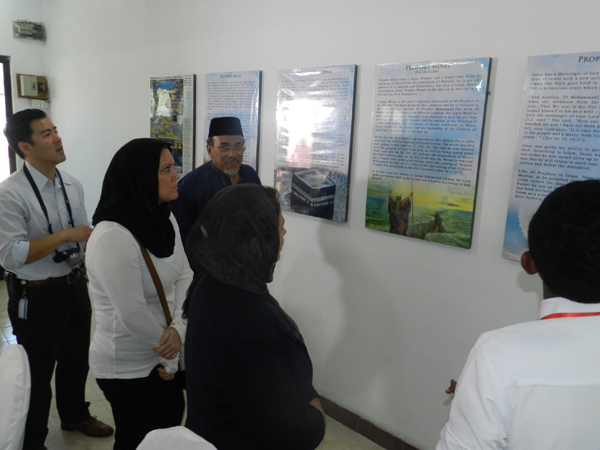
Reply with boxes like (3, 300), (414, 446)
(92, 138), (175, 257)
(185, 184), (280, 294)
(185, 184), (304, 343)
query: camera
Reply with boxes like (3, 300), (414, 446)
(53, 247), (85, 271)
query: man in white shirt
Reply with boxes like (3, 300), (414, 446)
(1, 109), (113, 450)
(437, 180), (600, 450)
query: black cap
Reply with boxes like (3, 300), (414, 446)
(208, 117), (244, 137)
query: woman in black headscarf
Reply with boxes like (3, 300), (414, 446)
(184, 184), (326, 450)
(86, 138), (192, 450)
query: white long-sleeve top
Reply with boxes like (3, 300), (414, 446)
(437, 296), (600, 450)
(86, 214), (192, 379)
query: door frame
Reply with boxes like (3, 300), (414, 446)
(1, 55), (16, 174)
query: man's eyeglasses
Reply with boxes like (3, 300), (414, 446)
(214, 145), (246, 154)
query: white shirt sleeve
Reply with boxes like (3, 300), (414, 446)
(436, 342), (512, 450)
(0, 187), (31, 270)
(89, 225), (170, 350)
(159, 215), (193, 374)
(166, 215), (192, 348)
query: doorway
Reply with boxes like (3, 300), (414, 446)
(0, 55), (15, 182)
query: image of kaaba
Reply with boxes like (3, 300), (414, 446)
(291, 168), (336, 220)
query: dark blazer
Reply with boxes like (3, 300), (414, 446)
(185, 275), (325, 450)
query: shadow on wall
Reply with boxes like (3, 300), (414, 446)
(281, 218), (404, 422)
(515, 262), (543, 300)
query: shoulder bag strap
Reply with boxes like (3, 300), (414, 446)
(135, 238), (172, 326)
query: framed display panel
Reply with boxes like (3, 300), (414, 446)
(274, 65), (357, 222)
(502, 52), (600, 260)
(204, 71), (261, 170)
(150, 75), (196, 176)
(365, 58), (491, 249)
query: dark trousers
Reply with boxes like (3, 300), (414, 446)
(7, 276), (92, 450)
(97, 369), (185, 450)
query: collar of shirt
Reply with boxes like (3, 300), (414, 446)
(539, 296), (600, 319)
(25, 162), (56, 192)
(25, 163), (73, 193)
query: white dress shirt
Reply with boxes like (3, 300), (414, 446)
(86, 216), (192, 378)
(0, 163), (88, 280)
(437, 296), (600, 450)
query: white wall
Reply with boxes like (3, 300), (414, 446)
(4, 0), (599, 448)
(0, 0), (47, 175)
(0, 1), (47, 114)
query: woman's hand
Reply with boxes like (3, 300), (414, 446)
(309, 397), (327, 427)
(445, 379), (457, 395)
(153, 327), (182, 360)
(157, 366), (175, 381)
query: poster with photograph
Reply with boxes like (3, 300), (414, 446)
(365, 58), (491, 248)
(274, 65), (357, 222)
(150, 74), (196, 176)
(502, 52), (600, 260)
(204, 71), (261, 169)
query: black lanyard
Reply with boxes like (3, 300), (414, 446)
(22, 163), (80, 252)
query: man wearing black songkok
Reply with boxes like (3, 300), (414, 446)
(171, 116), (261, 245)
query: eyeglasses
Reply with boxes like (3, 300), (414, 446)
(214, 144), (246, 154)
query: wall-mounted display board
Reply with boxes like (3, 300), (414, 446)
(365, 58), (491, 248)
(274, 65), (357, 222)
(150, 74), (196, 176)
(502, 52), (600, 260)
(204, 71), (261, 170)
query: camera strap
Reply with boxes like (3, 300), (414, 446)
(23, 163), (81, 254)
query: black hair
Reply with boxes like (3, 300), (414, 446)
(263, 185), (281, 217)
(3, 109), (48, 159)
(528, 179), (600, 303)
(92, 138), (175, 258)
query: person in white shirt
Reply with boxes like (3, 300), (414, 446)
(1, 109), (113, 450)
(437, 179), (600, 450)
(86, 138), (192, 450)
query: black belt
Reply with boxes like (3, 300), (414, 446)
(6, 269), (83, 288)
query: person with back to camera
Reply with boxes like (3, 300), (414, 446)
(86, 138), (193, 450)
(437, 179), (600, 449)
(183, 184), (326, 450)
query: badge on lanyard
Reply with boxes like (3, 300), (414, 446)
(18, 293), (28, 320)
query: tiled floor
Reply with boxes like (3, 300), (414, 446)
(0, 279), (383, 450)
